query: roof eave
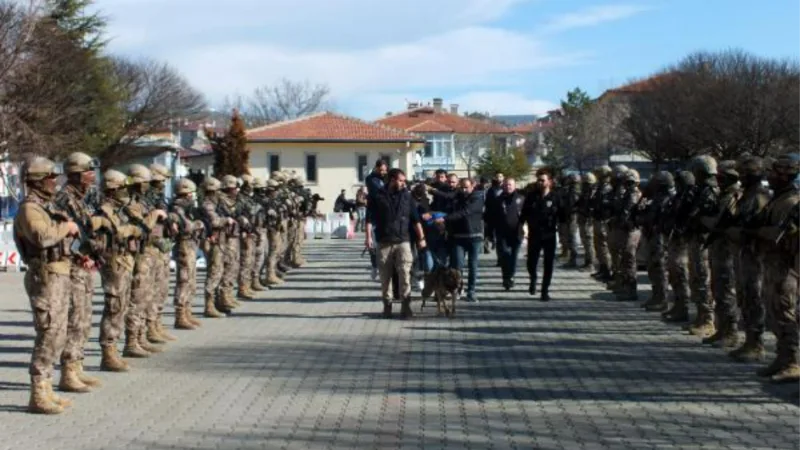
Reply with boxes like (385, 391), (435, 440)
(247, 138), (425, 144)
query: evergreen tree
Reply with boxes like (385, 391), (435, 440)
(211, 110), (250, 177)
(476, 146), (531, 181)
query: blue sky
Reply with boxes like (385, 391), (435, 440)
(98, 0), (799, 120)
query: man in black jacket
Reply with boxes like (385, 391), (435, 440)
(483, 173), (504, 256)
(495, 178), (524, 290)
(366, 169), (427, 318)
(432, 178), (484, 302)
(522, 169), (562, 302)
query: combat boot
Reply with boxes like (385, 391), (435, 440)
(757, 355), (787, 378)
(223, 290), (240, 309)
(58, 361), (91, 393)
(400, 297), (413, 320)
(138, 328), (164, 354)
(28, 379), (64, 415)
(238, 285), (255, 300)
(729, 334), (765, 362)
(661, 300), (689, 323)
(100, 345), (129, 372)
(156, 318), (177, 341)
(204, 294), (225, 318)
(265, 271), (284, 286)
(185, 306), (202, 327)
(44, 379), (72, 408)
(771, 363), (800, 384)
(711, 323), (740, 349)
(382, 301), (392, 319)
(146, 320), (168, 344)
(688, 310), (715, 337)
(76, 362), (102, 387)
(561, 253), (578, 269)
(122, 330), (151, 358)
(615, 285), (638, 302)
(251, 278), (267, 292)
(174, 306), (196, 330)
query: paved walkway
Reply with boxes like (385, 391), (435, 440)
(0, 239), (797, 450)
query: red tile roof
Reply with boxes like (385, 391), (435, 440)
(246, 112), (424, 142)
(599, 73), (678, 100)
(510, 121), (554, 134)
(376, 107), (511, 134)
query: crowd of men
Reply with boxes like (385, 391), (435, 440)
(13, 153), (317, 414)
(365, 153), (799, 385)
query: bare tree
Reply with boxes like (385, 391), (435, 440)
(245, 78), (331, 126)
(112, 57), (207, 141)
(98, 57), (206, 166)
(456, 131), (492, 179)
(622, 50), (799, 162)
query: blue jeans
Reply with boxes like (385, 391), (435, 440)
(449, 238), (481, 297)
(496, 233), (521, 281)
(356, 206), (367, 232)
(426, 229), (449, 269)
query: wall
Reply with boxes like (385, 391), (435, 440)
(249, 142), (420, 212)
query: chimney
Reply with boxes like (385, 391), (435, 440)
(450, 104), (459, 115)
(433, 98), (443, 113)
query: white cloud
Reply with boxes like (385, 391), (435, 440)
(172, 27), (587, 108)
(91, 0), (646, 118)
(539, 4), (652, 34)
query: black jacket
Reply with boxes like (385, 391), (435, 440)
(371, 188), (420, 244)
(430, 182), (455, 213)
(483, 185), (504, 224)
(445, 190), (484, 240)
(495, 190), (525, 239)
(522, 190), (562, 240)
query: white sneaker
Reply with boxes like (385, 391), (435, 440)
(417, 280), (424, 291)
(370, 267), (378, 280)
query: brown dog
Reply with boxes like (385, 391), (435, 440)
(420, 267), (463, 317)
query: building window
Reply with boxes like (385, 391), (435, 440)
(379, 154), (392, 167)
(357, 154), (368, 182)
(268, 154), (280, 173)
(423, 142), (433, 157)
(305, 154), (318, 183)
(424, 135), (452, 158)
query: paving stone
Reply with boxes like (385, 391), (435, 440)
(0, 239), (796, 449)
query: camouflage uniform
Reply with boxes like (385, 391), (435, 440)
(561, 174), (581, 268)
(685, 155), (719, 337)
(661, 171), (694, 323)
(90, 171), (138, 375)
(124, 164), (167, 357)
(728, 156), (771, 362)
(170, 178), (206, 329)
(577, 173), (597, 270)
(751, 153), (799, 383)
(591, 166), (614, 282)
(701, 161), (741, 348)
(251, 177), (269, 291)
(264, 177), (285, 285)
(54, 153), (102, 392)
(200, 177), (227, 318)
(13, 157), (75, 414)
(607, 165), (629, 291)
(615, 169), (642, 301)
(638, 172), (672, 311)
(143, 163), (176, 343)
(237, 175), (257, 299)
(219, 175), (244, 310)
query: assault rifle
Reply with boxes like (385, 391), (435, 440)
(51, 195), (98, 263)
(774, 209), (798, 245)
